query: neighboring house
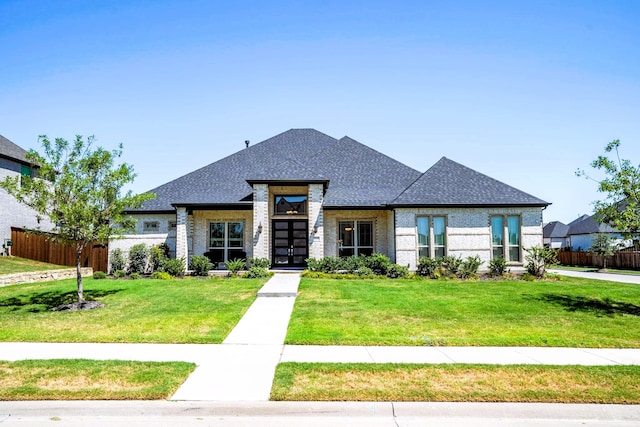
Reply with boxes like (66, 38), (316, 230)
(115, 129), (549, 271)
(543, 221), (570, 249)
(565, 214), (630, 251)
(0, 135), (55, 254)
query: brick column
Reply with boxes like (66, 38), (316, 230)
(175, 207), (189, 269)
(252, 184), (269, 259)
(308, 183), (324, 259)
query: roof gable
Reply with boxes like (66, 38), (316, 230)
(543, 221), (569, 238)
(0, 135), (29, 164)
(391, 157), (549, 206)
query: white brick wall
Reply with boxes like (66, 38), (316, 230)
(395, 207), (544, 271)
(322, 210), (390, 258)
(308, 184), (324, 259)
(192, 210), (253, 261)
(0, 167), (55, 250)
(252, 184), (269, 259)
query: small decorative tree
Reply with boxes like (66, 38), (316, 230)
(590, 233), (618, 271)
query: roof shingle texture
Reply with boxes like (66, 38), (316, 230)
(392, 157), (548, 206)
(137, 129), (548, 211)
(0, 135), (29, 163)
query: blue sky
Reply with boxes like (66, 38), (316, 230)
(1, 0), (638, 223)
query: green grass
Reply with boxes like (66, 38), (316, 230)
(272, 363), (640, 403)
(0, 277), (266, 343)
(0, 359), (195, 400)
(286, 277), (640, 347)
(0, 257), (67, 275)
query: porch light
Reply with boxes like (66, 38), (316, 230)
(313, 225), (318, 233)
(258, 223), (263, 233)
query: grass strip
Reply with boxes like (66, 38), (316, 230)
(0, 359), (195, 400)
(271, 363), (640, 403)
(286, 277), (640, 347)
(0, 257), (67, 275)
(0, 277), (266, 343)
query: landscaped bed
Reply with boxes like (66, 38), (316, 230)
(0, 277), (267, 343)
(0, 359), (195, 400)
(286, 276), (640, 347)
(271, 363), (640, 403)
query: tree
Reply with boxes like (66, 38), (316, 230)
(577, 140), (640, 246)
(0, 135), (155, 305)
(590, 233), (618, 270)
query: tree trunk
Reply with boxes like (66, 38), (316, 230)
(76, 244), (84, 303)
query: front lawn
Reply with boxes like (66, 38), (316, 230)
(286, 277), (640, 347)
(0, 277), (266, 343)
(272, 363), (640, 403)
(0, 359), (194, 400)
(0, 257), (67, 275)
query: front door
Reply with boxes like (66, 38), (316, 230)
(272, 220), (308, 267)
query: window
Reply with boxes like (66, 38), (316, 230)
(339, 220), (374, 257)
(208, 221), (244, 264)
(417, 216), (446, 259)
(143, 221), (160, 233)
(274, 195), (307, 215)
(20, 164), (33, 186)
(491, 215), (521, 262)
(169, 221), (177, 231)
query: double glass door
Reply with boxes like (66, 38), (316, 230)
(272, 220), (308, 267)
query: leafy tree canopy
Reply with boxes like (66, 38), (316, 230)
(0, 135), (155, 303)
(577, 139), (640, 244)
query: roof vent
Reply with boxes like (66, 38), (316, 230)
(245, 140), (250, 148)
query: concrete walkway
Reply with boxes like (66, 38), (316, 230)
(1, 270), (640, 402)
(549, 268), (640, 284)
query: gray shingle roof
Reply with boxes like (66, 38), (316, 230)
(136, 130), (548, 212)
(0, 135), (29, 164)
(391, 157), (549, 206)
(543, 221), (570, 238)
(567, 214), (618, 235)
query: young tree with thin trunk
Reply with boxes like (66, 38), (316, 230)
(577, 139), (640, 247)
(0, 135), (155, 304)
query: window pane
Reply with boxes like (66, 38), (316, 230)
(509, 246), (520, 262)
(433, 217), (446, 246)
(340, 247), (354, 257)
(491, 216), (503, 246)
(418, 247), (430, 258)
(358, 247), (373, 256)
(228, 222), (243, 247)
(507, 216), (520, 246)
(339, 221), (354, 247)
(275, 195), (307, 215)
(358, 221), (373, 247)
(434, 246), (446, 258)
(417, 217), (429, 247)
(210, 223), (225, 247)
(493, 246), (504, 259)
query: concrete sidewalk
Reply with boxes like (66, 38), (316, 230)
(549, 268), (640, 284)
(1, 270), (640, 402)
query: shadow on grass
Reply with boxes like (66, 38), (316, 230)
(0, 289), (122, 312)
(532, 293), (640, 317)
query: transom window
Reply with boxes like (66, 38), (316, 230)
(274, 195), (307, 215)
(338, 220), (374, 257)
(491, 215), (521, 262)
(208, 221), (244, 265)
(417, 216), (446, 259)
(143, 221), (160, 233)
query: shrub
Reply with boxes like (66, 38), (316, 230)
(190, 255), (213, 276)
(244, 266), (270, 278)
(129, 272), (141, 280)
(128, 243), (149, 274)
(317, 257), (343, 273)
(386, 263), (409, 279)
(149, 243), (170, 272)
(249, 257), (271, 269)
(416, 257), (440, 278)
(150, 271), (172, 280)
(113, 269), (126, 279)
(365, 253), (392, 275)
(109, 248), (125, 274)
(306, 258), (321, 272)
(93, 271), (107, 280)
(525, 246), (558, 279)
(439, 255), (463, 278)
(488, 257), (507, 277)
(162, 258), (186, 277)
(225, 258), (246, 276)
(356, 266), (376, 278)
(459, 255), (482, 280)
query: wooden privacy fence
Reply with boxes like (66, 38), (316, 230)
(557, 250), (640, 270)
(10, 227), (108, 273)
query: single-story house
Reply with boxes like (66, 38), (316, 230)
(565, 214), (630, 251)
(0, 135), (55, 254)
(543, 221), (570, 249)
(115, 129), (549, 271)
